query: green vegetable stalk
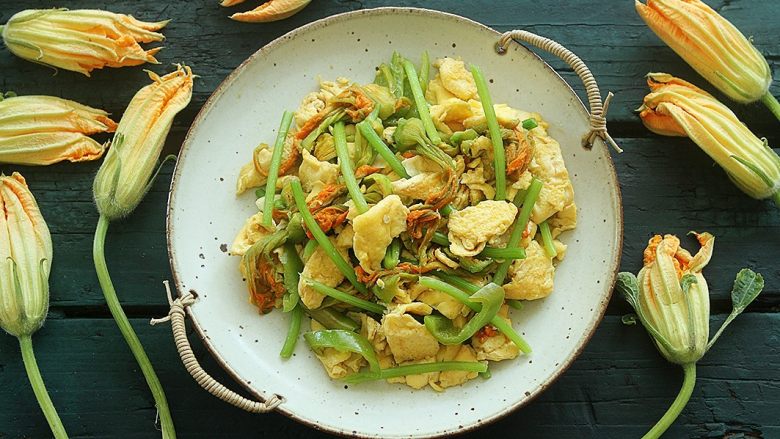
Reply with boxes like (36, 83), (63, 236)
(471, 64), (506, 200)
(424, 283), (504, 344)
(92, 66), (194, 438)
(493, 178), (543, 284)
(333, 121), (369, 214)
(616, 233), (764, 439)
(0, 173), (68, 438)
(263, 111), (294, 227)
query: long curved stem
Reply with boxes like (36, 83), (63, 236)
(93, 216), (176, 438)
(642, 363), (697, 439)
(19, 335), (68, 439)
(772, 191), (780, 207)
(761, 92), (780, 122)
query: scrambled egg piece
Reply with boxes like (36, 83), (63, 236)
(230, 212), (271, 256)
(310, 320), (366, 379)
(352, 195), (409, 272)
(416, 289), (467, 320)
(448, 200), (518, 257)
(236, 143), (273, 195)
(299, 149), (339, 192)
(526, 124), (575, 224)
(390, 156), (450, 201)
(425, 76), (457, 105)
(463, 101), (528, 130)
(386, 357), (439, 389)
(503, 240), (554, 300)
(461, 160), (495, 201)
(471, 305), (519, 361)
(359, 314), (395, 369)
(434, 58), (478, 100)
(382, 312), (440, 363)
(548, 202), (578, 238)
(298, 238), (350, 309)
(294, 77), (350, 127)
(433, 344), (480, 389)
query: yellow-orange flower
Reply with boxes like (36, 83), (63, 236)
(93, 65), (194, 220)
(1, 9), (168, 76)
(0, 94), (117, 165)
(635, 0), (772, 105)
(0, 172), (52, 338)
(229, 0), (312, 23)
(639, 73), (780, 205)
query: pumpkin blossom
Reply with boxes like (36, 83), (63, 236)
(227, 0), (312, 23)
(0, 94), (117, 165)
(91, 64), (194, 439)
(617, 233), (765, 438)
(639, 73), (780, 206)
(0, 8), (168, 76)
(635, 0), (779, 120)
(93, 64), (194, 220)
(0, 173), (68, 438)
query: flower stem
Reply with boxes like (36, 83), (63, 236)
(93, 215), (176, 438)
(772, 190), (780, 207)
(761, 92), (780, 122)
(19, 335), (68, 439)
(642, 363), (697, 439)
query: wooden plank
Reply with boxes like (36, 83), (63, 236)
(0, 0), (776, 130)
(0, 314), (777, 438)
(2, 136), (776, 311)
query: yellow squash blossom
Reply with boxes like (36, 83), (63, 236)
(91, 65), (194, 439)
(0, 173), (68, 438)
(1, 9), (168, 76)
(635, 0), (779, 119)
(639, 73), (780, 206)
(0, 94), (117, 165)
(618, 233), (765, 439)
(228, 0), (312, 23)
(93, 65), (194, 220)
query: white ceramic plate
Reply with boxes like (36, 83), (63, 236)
(167, 7), (622, 438)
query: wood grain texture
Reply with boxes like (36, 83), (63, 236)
(0, 0), (778, 437)
(0, 315), (777, 438)
(0, 0), (777, 132)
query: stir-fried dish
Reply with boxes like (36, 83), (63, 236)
(230, 53), (576, 390)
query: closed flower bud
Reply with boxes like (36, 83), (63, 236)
(0, 172), (52, 338)
(639, 73), (780, 205)
(620, 232), (714, 365)
(93, 65), (193, 220)
(229, 0), (312, 23)
(636, 0), (771, 104)
(0, 94), (117, 165)
(1, 8), (168, 76)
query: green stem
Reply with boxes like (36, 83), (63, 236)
(93, 216), (176, 438)
(402, 60), (441, 144)
(19, 335), (68, 439)
(642, 363), (697, 439)
(772, 190), (780, 207)
(471, 64), (506, 200)
(279, 306), (303, 359)
(493, 178), (543, 284)
(334, 121), (369, 214)
(263, 111), (294, 227)
(760, 92), (780, 122)
(539, 221), (558, 258)
(357, 122), (409, 179)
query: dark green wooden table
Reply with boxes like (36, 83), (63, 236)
(1, 1), (778, 438)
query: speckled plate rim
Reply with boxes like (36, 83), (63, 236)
(166, 6), (623, 438)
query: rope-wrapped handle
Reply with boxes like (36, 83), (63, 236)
(151, 281), (283, 413)
(497, 30), (622, 153)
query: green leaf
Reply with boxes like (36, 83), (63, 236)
(707, 268), (765, 351)
(730, 268), (764, 313)
(616, 272), (640, 308)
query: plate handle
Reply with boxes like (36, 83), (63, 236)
(497, 30), (622, 153)
(151, 281), (283, 413)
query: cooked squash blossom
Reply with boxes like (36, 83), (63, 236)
(1, 9), (168, 76)
(228, 0), (312, 23)
(0, 94), (116, 165)
(231, 53), (578, 390)
(94, 65), (194, 220)
(639, 73), (780, 205)
(635, 0), (779, 120)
